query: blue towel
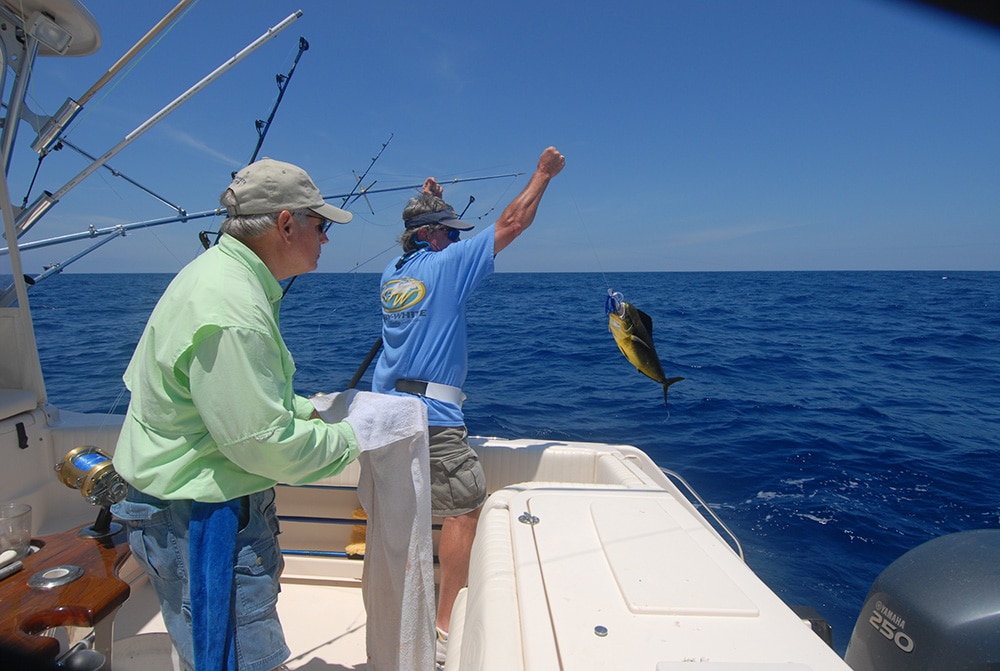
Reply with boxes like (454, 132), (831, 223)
(189, 499), (240, 671)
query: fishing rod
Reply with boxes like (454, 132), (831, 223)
(347, 338), (384, 389)
(11, 10), (303, 242)
(203, 36), (314, 249)
(281, 134), (395, 296)
(343, 134), (393, 215)
(323, 172), (523, 202)
(459, 195), (475, 218)
(304, 135), (395, 372)
(248, 37), (310, 165)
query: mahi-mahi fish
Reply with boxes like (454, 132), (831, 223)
(606, 291), (684, 405)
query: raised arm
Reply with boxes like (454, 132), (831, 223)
(494, 147), (565, 254)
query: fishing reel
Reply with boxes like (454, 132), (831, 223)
(55, 446), (128, 539)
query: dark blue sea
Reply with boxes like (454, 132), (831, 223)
(22, 270), (1000, 656)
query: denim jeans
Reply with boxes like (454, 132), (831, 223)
(112, 487), (289, 671)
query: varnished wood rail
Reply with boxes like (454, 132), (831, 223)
(0, 523), (131, 661)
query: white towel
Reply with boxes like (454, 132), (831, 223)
(312, 391), (435, 671)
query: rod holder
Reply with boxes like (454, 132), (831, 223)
(31, 98), (82, 156)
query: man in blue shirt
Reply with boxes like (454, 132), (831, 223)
(373, 146), (565, 667)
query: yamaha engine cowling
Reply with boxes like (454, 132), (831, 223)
(844, 530), (1000, 670)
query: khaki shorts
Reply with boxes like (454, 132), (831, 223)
(429, 426), (487, 517)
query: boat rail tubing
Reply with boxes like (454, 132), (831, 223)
(13, 10), (303, 236)
(660, 467), (745, 561)
(0, 144), (44, 394)
(0, 208), (223, 257)
(1, 32), (42, 173)
(0, 172), (30, 308)
(31, 226), (126, 282)
(1, 229), (126, 307)
(0, 226), (125, 306)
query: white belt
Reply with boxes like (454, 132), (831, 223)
(395, 379), (466, 407)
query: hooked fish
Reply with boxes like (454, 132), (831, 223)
(606, 291), (684, 405)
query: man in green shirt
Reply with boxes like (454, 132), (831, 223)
(112, 158), (367, 671)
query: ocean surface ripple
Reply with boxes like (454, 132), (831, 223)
(26, 270), (1000, 655)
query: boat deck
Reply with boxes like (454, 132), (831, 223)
(3, 434), (852, 670)
(112, 555), (371, 670)
(102, 437), (690, 670)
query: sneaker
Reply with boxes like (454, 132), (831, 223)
(436, 627), (449, 669)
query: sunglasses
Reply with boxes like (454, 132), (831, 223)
(303, 213), (331, 234)
(447, 228), (460, 242)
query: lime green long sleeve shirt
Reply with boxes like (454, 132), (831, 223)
(113, 234), (358, 502)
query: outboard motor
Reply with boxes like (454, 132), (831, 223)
(844, 529), (1000, 670)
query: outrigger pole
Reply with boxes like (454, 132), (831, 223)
(28, 0), (198, 161)
(0, 210), (226, 306)
(1, 10), (304, 306)
(12, 10), (304, 242)
(13, 1), (196, 217)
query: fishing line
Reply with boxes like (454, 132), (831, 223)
(92, 372), (132, 435)
(355, 242), (402, 273)
(572, 195), (613, 293)
(472, 173), (520, 220)
(572, 196), (630, 369)
(573, 197), (684, 409)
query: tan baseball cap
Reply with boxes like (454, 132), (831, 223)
(222, 158), (352, 224)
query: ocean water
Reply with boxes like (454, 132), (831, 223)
(23, 270), (1000, 655)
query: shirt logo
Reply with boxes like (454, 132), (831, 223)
(381, 278), (426, 312)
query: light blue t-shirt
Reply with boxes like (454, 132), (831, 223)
(372, 224), (496, 426)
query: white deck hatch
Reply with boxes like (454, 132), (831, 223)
(525, 490), (760, 617)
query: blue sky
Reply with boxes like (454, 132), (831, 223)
(5, 0), (999, 274)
